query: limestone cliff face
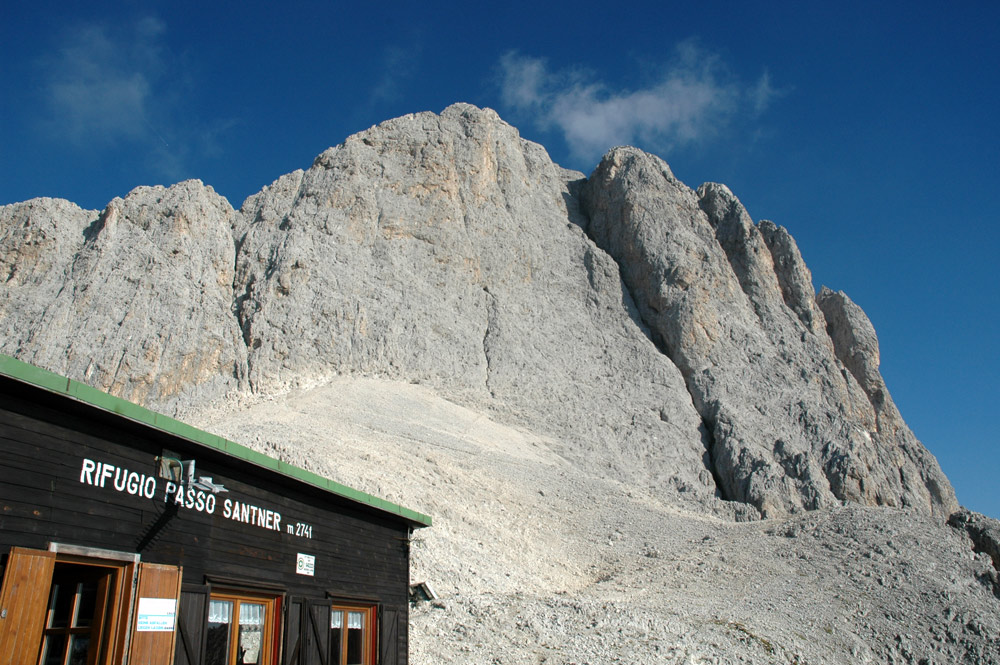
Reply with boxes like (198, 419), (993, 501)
(0, 103), (957, 519)
(0, 182), (246, 410)
(232, 104), (711, 498)
(580, 147), (956, 518)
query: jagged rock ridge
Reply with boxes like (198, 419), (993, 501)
(0, 103), (956, 521)
(580, 148), (955, 518)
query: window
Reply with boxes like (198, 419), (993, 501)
(37, 563), (117, 665)
(205, 591), (278, 665)
(329, 604), (375, 665)
(0, 547), (155, 665)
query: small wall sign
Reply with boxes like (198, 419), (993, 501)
(296, 552), (316, 576)
(135, 597), (177, 632)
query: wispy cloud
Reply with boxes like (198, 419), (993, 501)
(40, 17), (167, 147)
(371, 44), (421, 103)
(499, 41), (777, 163)
(35, 17), (237, 185)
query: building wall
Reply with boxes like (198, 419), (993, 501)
(0, 378), (412, 665)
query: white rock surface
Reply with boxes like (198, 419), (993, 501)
(232, 104), (713, 503)
(0, 181), (246, 409)
(581, 146), (956, 519)
(2, 103), (993, 662)
(196, 378), (1000, 665)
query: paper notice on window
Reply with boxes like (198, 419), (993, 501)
(136, 597), (177, 631)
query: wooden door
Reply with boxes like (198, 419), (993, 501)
(0, 547), (56, 664)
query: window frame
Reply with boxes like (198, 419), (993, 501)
(206, 588), (280, 665)
(47, 544), (142, 665)
(37, 561), (118, 665)
(0, 545), (147, 665)
(328, 603), (377, 665)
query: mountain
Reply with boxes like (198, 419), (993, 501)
(2, 103), (997, 663)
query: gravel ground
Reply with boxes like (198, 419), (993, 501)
(195, 377), (1000, 664)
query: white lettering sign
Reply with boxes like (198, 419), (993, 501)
(162, 481), (218, 515)
(79, 458), (157, 498)
(78, 457), (313, 539)
(221, 497), (283, 533)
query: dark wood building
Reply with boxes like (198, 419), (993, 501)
(0, 354), (431, 665)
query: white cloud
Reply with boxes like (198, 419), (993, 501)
(751, 70), (778, 114)
(499, 42), (777, 163)
(41, 18), (167, 147)
(499, 53), (550, 109)
(34, 17), (238, 185)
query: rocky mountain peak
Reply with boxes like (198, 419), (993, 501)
(0, 103), (957, 521)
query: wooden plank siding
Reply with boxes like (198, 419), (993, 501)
(0, 373), (417, 665)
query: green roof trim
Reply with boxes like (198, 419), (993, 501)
(0, 354), (431, 528)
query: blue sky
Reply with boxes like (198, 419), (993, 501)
(2, 1), (997, 518)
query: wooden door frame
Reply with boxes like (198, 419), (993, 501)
(48, 543), (141, 665)
(0, 544), (141, 665)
